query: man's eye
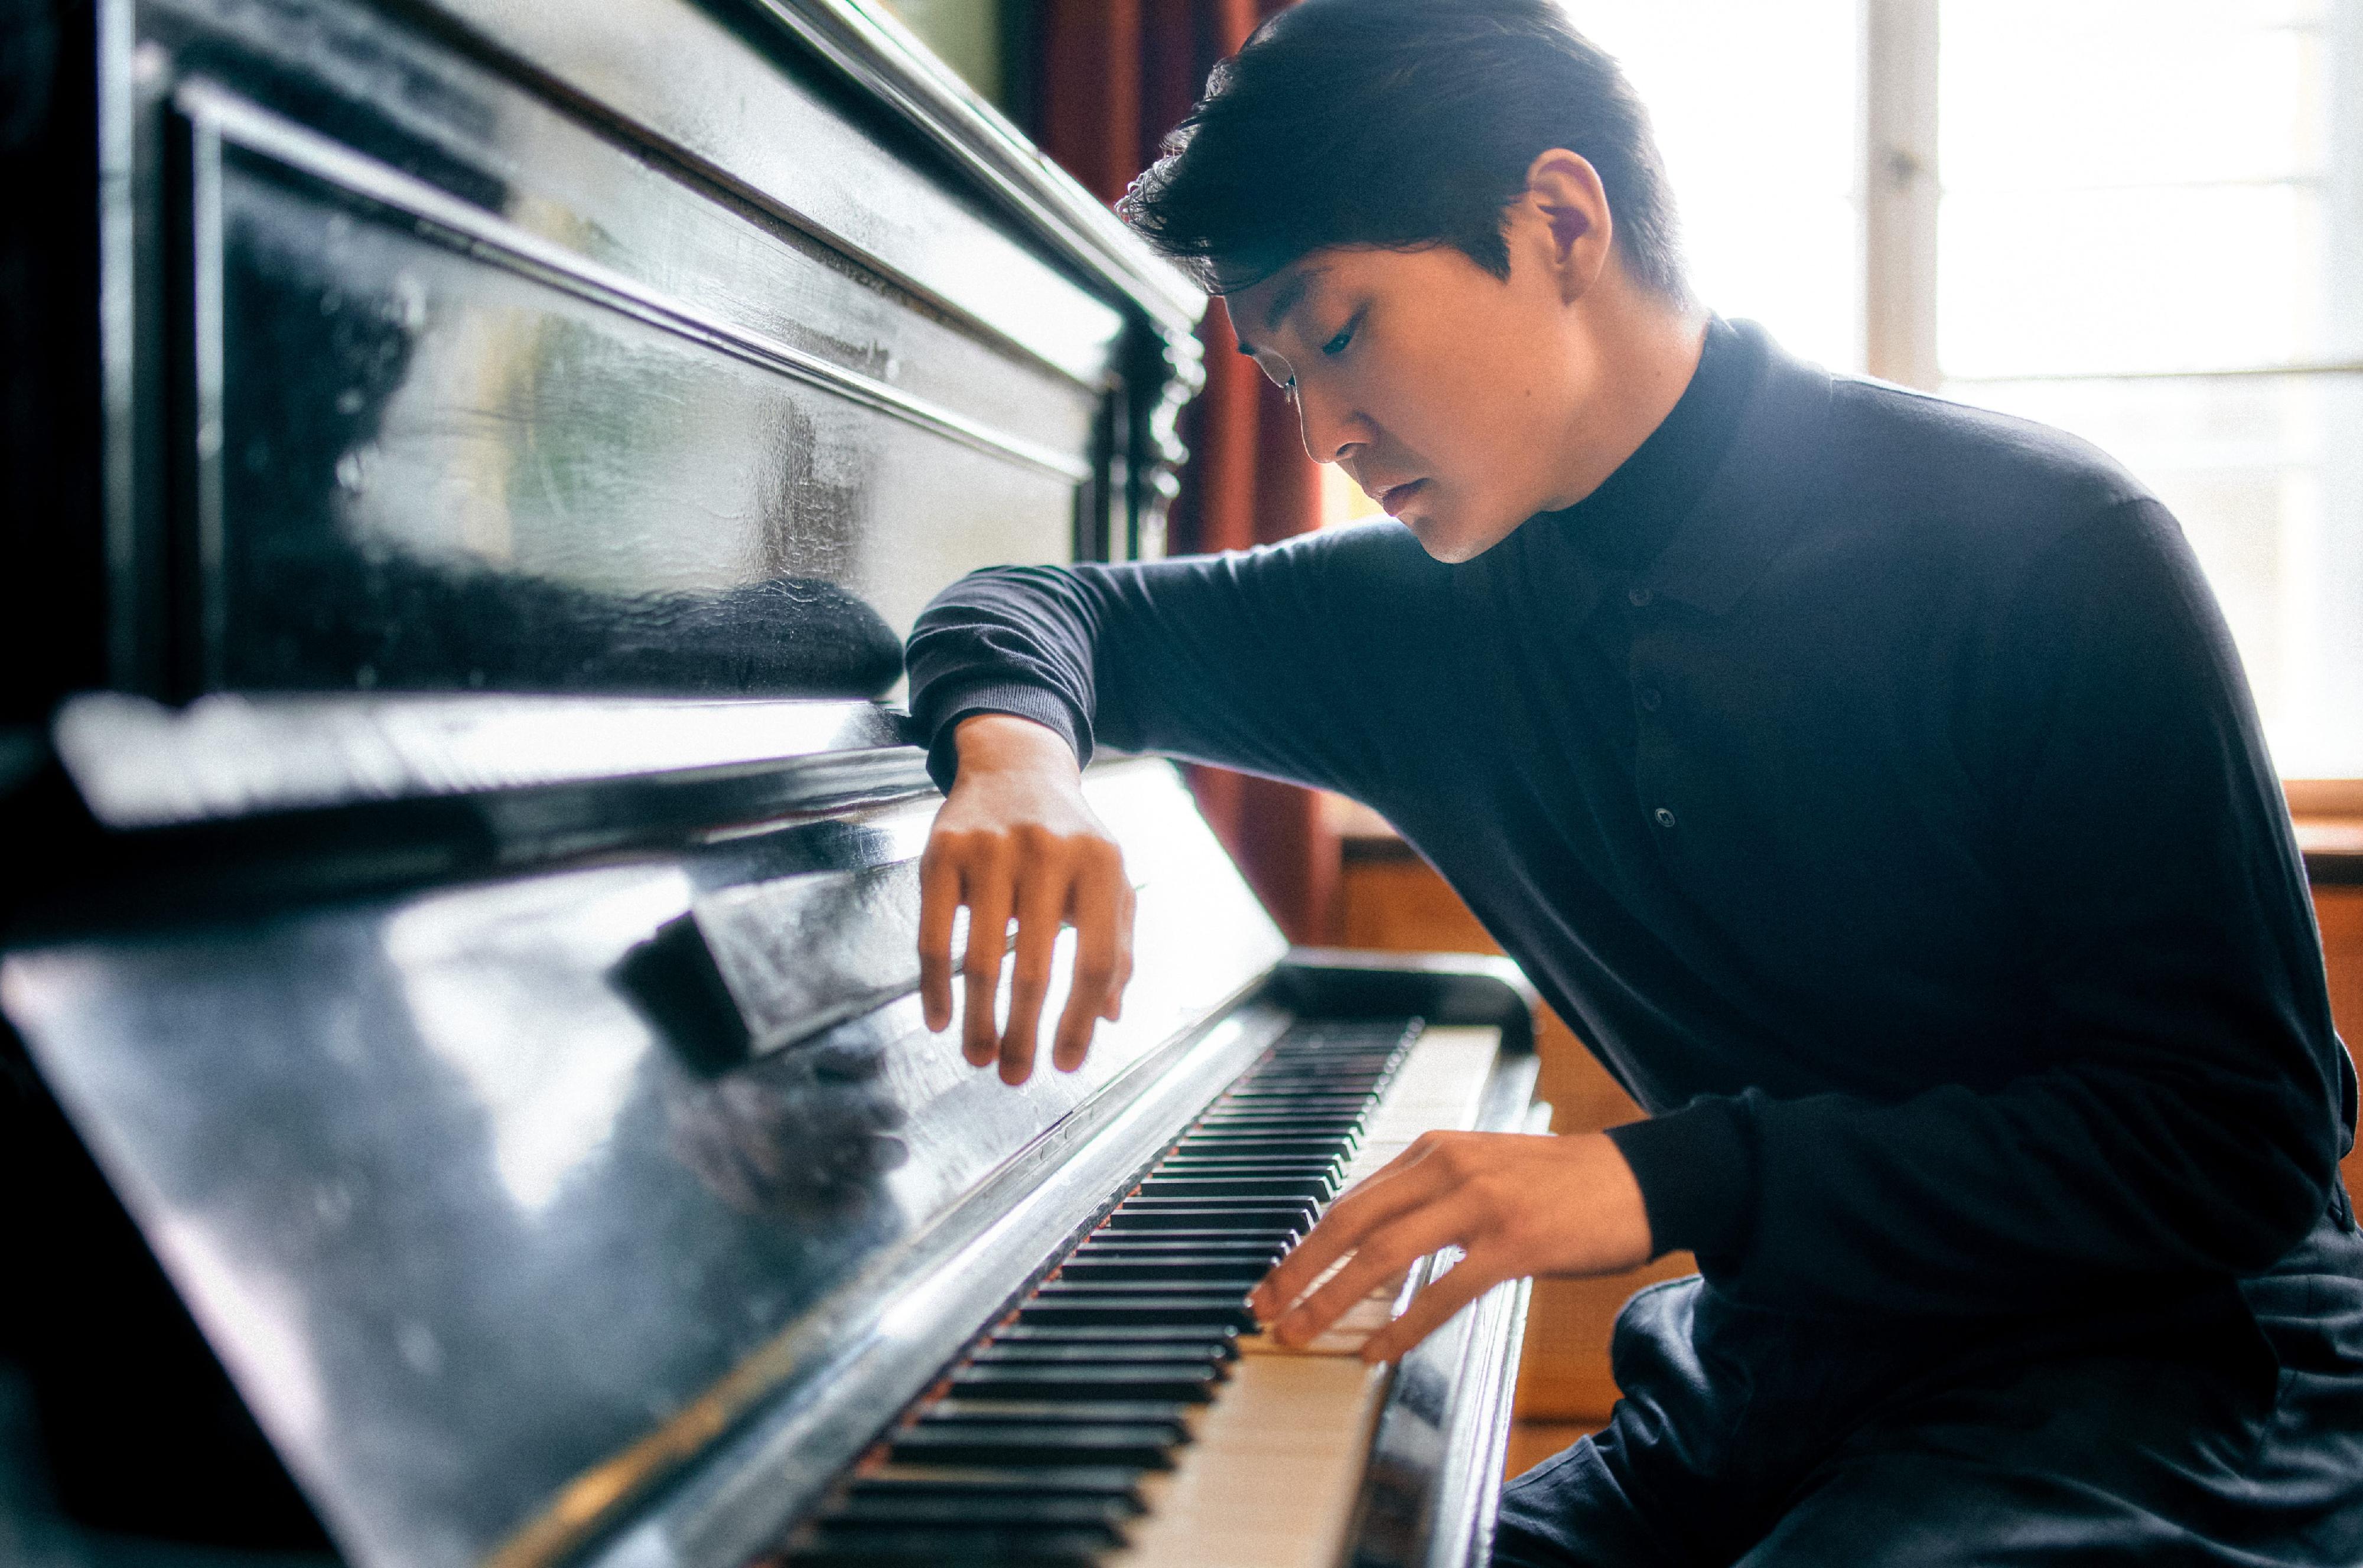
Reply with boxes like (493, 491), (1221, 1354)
(1321, 322), (1356, 356)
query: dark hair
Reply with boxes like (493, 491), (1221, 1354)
(1119, 0), (1686, 302)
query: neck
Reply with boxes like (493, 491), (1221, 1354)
(1541, 279), (1708, 512)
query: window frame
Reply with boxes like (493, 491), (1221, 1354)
(1860, 0), (2359, 787)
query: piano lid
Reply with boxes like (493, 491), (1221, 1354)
(1, 761), (1289, 1568)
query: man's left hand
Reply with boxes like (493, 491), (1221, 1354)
(1249, 1130), (1655, 1364)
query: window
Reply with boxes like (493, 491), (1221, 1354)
(1574, 1), (1867, 374)
(1545, 0), (2363, 777)
(1937, 0), (2363, 778)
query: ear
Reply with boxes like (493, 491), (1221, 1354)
(1521, 149), (1615, 303)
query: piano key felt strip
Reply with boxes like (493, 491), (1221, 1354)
(771, 1017), (1423, 1567)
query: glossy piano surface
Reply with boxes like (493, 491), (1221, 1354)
(71, 0), (1200, 704)
(4, 759), (1286, 1568)
(4, 0), (1540, 1560)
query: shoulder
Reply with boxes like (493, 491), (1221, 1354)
(1184, 519), (1450, 609)
(1245, 519), (1440, 575)
(1818, 373), (2154, 566)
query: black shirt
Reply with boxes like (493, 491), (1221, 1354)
(905, 320), (2354, 1318)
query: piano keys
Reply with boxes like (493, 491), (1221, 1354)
(0, 0), (1544, 1563)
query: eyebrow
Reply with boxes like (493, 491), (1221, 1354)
(1233, 266), (1327, 357)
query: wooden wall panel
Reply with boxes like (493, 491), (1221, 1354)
(2319, 886), (2363, 1204)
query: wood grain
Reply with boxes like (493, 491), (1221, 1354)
(2318, 885), (2363, 1205)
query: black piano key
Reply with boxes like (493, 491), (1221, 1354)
(852, 1463), (1147, 1503)
(1075, 1229), (1297, 1250)
(923, 1398), (1191, 1429)
(1032, 1279), (1252, 1301)
(1181, 1132), (1358, 1146)
(950, 1366), (1222, 1403)
(888, 1423), (1180, 1469)
(1060, 1257), (1281, 1278)
(968, 1342), (1232, 1368)
(1133, 1176), (1332, 1199)
(1101, 1206), (1309, 1233)
(787, 1523), (1117, 1566)
(1054, 1259), (1270, 1284)
(1014, 1296), (1258, 1329)
(991, 1323), (1239, 1353)
(1213, 1097), (1374, 1113)
(1113, 1196), (1319, 1219)
(1150, 1155), (1345, 1172)
(1071, 1233), (1288, 1253)
(823, 1492), (1140, 1528)
(1171, 1137), (1350, 1158)
(1114, 1195), (1317, 1220)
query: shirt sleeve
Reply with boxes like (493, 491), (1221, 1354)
(1612, 496), (2352, 1315)
(903, 524), (1430, 800)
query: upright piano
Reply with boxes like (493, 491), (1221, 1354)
(0, 1), (1542, 1564)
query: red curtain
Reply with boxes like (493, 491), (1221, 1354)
(1034, 0), (1339, 945)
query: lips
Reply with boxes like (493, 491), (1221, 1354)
(1375, 479), (1425, 515)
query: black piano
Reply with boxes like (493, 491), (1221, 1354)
(0, 1), (1541, 1563)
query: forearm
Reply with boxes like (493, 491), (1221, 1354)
(906, 537), (1407, 800)
(1611, 1057), (2339, 1318)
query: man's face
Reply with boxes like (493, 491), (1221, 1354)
(1228, 236), (1600, 563)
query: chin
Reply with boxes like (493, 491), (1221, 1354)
(1402, 506), (1519, 565)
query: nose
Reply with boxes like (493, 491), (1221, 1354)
(1291, 377), (1362, 467)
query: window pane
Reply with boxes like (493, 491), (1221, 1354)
(1961, 374), (2363, 777)
(1566, 1), (1864, 370)
(1941, 0), (2363, 775)
(1942, 0), (2325, 191)
(1941, 184), (2335, 377)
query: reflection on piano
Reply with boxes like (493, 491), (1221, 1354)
(0, 1), (1542, 1564)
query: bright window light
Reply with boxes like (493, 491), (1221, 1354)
(1941, 0), (2363, 778)
(1567, 1), (1866, 374)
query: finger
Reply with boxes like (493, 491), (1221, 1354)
(917, 846), (962, 1034)
(959, 854), (1014, 1067)
(1357, 1249), (1505, 1364)
(1099, 881), (1137, 1022)
(997, 866), (1066, 1084)
(1271, 1197), (1480, 1349)
(1052, 857), (1122, 1071)
(1252, 1156), (1451, 1319)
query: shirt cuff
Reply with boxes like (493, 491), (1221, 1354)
(917, 682), (1090, 794)
(1603, 1096), (1757, 1262)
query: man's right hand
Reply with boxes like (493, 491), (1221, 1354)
(917, 713), (1136, 1085)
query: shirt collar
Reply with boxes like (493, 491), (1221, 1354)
(1505, 319), (1834, 626)
(1641, 322), (1834, 617)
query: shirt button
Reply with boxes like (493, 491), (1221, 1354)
(1638, 686), (1662, 712)
(1628, 586), (1654, 607)
(1654, 807), (1678, 830)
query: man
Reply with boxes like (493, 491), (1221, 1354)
(903, 2), (2363, 1562)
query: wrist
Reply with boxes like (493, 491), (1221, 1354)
(953, 712), (1081, 781)
(1572, 1131), (1655, 1272)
